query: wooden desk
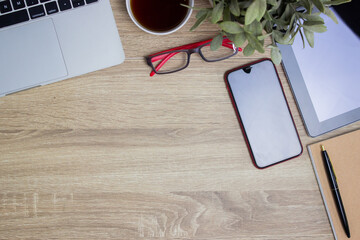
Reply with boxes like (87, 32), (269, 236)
(0, 0), (359, 239)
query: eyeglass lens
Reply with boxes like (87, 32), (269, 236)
(200, 44), (236, 61)
(151, 51), (188, 73)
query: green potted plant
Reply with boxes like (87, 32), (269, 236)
(189, 0), (351, 64)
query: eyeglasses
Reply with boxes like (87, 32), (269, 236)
(145, 37), (241, 76)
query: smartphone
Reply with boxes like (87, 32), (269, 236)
(225, 59), (303, 168)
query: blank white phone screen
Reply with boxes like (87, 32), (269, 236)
(227, 60), (302, 168)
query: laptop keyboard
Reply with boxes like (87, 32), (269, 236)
(0, 0), (98, 29)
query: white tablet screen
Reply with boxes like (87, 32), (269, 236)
(292, 11), (360, 122)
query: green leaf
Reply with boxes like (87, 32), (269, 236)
(256, 0), (267, 21)
(324, 7), (338, 23)
(238, 1), (252, 9)
(264, 19), (273, 33)
(282, 24), (298, 45)
(323, 0), (351, 5)
(270, 46), (282, 65)
(304, 28), (314, 47)
(244, 20), (262, 36)
(268, 0), (281, 13)
(243, 44), (255, 56)
(300, 13), (325, 23)
(190, 10), (210, 31)
(245, 1), (258, 25)
(245, 0), (267, 25)
(303, 20), (326, 26)
(263, 10), (272, 21)
(258, 33), (272, 41)
(246, 32), (265, 53)
(310, 0), (325, 12)
(210, 34), (224, 51)
(300, 0), (312, 12)
(272, 18), (288, 29)
(196, 9), (210, 19)
(223, 6), (231, 21)
(299, 29), (306, 48)
(283, 30), (291, 42)
(211, 1), (224, 23)
(267, 0), (277, 6)
(226, 32), (247, 48)
(229, 0), (240, 16)
(280, 4), (293, 21)
(287, 30), (298, 45)
(240, 9), (247, 16)
(273, 30), (289, 44)
(233, 32), (247, 47)
(289, 14), (296, 31)
(280, 14), (296, 42)
(302, 21), (327, 32)
(219, 21), (244, 34)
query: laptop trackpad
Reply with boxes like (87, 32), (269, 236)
(0, 19), (67, 94)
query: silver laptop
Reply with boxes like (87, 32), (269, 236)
(0, 0), (125, 97)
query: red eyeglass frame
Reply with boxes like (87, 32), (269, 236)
(145, 37), (242, 77)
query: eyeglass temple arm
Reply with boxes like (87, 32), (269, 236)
(149, 39), (213, 58)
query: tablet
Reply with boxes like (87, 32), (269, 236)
(279, 4), (360, 137)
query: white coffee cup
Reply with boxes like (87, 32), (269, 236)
(126, 0), (194, 35)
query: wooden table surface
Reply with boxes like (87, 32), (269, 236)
(1, 0), (359, 239)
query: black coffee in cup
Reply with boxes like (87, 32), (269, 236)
(130, 0), (190, 33)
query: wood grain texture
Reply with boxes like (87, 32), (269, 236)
(0, 0), (359, 239)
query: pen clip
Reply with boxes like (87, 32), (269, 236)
(322, 145), (338, 183)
